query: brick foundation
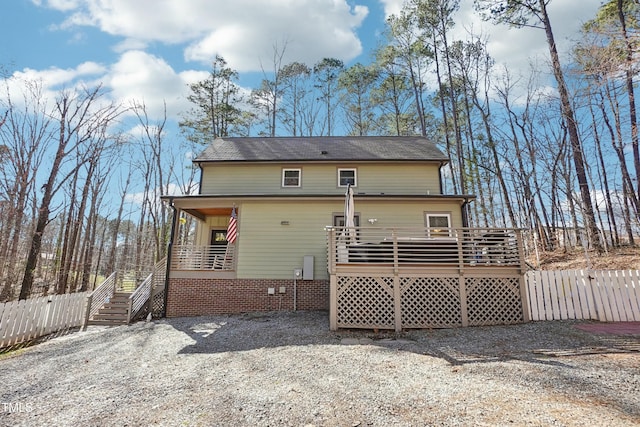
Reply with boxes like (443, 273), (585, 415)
(166, 277), (329, 317)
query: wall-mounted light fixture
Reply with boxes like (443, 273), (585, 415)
(368, 218), (377, 225)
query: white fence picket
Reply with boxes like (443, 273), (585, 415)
(0, 293), (87, 349)
(575, 270), (596, 320)
(613, 271), (631, 321)
(627, 270), (640, 321)
(526, 269), (640, 322)
(529, 271), (543, 320)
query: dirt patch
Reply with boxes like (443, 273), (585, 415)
(575, 322), (640, 336)
(530, 247), (640, 271)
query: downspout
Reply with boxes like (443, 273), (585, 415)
(441, 160), (470, 228)
(461, 199), (470, 228)
(438, 161), (446, 195)
(162, 197), (178, 318)
(197, 162), (204, 195)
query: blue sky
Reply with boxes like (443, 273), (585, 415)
(2, 0), (602, 123)
(0, 0), (605, 216)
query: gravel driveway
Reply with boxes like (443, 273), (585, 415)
(1, 311), (639, 426)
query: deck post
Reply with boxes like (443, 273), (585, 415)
(391, 230), (402, 332)
(459, 276), (469, 327)
(516, 230), (531, 322)
(393, 275), (402, 332)
(329, 275), (337, 330)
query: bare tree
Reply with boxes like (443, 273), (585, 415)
(19, 85), (122, 299)
(0, 80), (53, 299)
(476, 0), (602, 250)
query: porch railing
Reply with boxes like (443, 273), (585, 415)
(170, 245), (236, 271)
(327, 226), (524, 272)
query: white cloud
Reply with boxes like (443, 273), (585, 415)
(3, 52), (204, 121)
(12, 61), (106, 88)
(107, 50), (199, 119)
(3, 52), (214, 127)
(38, 0), (369, 72)
(32, 0), (80, 11)
(378, 0), (403, 17)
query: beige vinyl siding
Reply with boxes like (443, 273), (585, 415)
(236, 200), (338, 280)
(234, 198), (464, 280)
(199, 163), (442, 196)
(356, 199), (464, 229)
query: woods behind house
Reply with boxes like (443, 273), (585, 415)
(1, 0), (639, 301)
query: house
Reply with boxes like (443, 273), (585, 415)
(162, 136), (528, 330)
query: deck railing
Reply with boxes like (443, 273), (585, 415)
(170, 245), (236, 271)
(327, 226), (524, 273)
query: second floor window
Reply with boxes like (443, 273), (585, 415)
(282, 168), (301, 187)
(425, 213), (452, 238)
(338, 168), (357, 187)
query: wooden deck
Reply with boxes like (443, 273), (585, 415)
(327, 227), (528, 331)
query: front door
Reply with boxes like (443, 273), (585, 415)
(210, 229), (228, 245)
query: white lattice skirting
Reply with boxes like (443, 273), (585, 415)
(334, 273), (526, 331)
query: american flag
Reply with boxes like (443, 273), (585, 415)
(227, 207), (238, 244)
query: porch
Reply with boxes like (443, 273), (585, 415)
(169, 244), (236, 271)
(326, 226), (529, 332)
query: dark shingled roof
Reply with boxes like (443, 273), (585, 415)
(194, 136), (448, 163)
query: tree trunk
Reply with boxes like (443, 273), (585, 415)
(19, 96), (71, 300)
(538, 0), (601, 251)
(617, 0), (640, 204)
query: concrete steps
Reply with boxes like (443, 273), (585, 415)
(87, 292), (131, 326)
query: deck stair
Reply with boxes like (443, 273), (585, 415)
(87, 292), (131, 326)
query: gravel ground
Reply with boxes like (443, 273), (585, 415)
(1, 311), (639, 427)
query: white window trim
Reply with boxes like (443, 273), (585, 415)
(338, 168), (357, 187)
(282, 168), (301, 187)
(425, 213), (452, 238)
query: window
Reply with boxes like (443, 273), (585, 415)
(425, 213), (452, 238)
(282, 168), (301, 187)
(338, 168), (357, 187)
(333, 214), (360, 228)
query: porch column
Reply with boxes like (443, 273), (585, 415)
(162, 203), (182, 317)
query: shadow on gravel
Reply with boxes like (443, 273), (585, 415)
(171, 311), (339, 354)
(0, 327), (81, 356)
(167, 311), (639, 366)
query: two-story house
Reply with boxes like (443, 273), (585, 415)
(162, 136), (528, 330)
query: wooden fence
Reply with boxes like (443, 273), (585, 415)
(0, 292), (87, 349)
(525, 270), (640, 322)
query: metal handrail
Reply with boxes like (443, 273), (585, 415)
(128, 273), (152, 323)
(83, 272), (116, 329)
